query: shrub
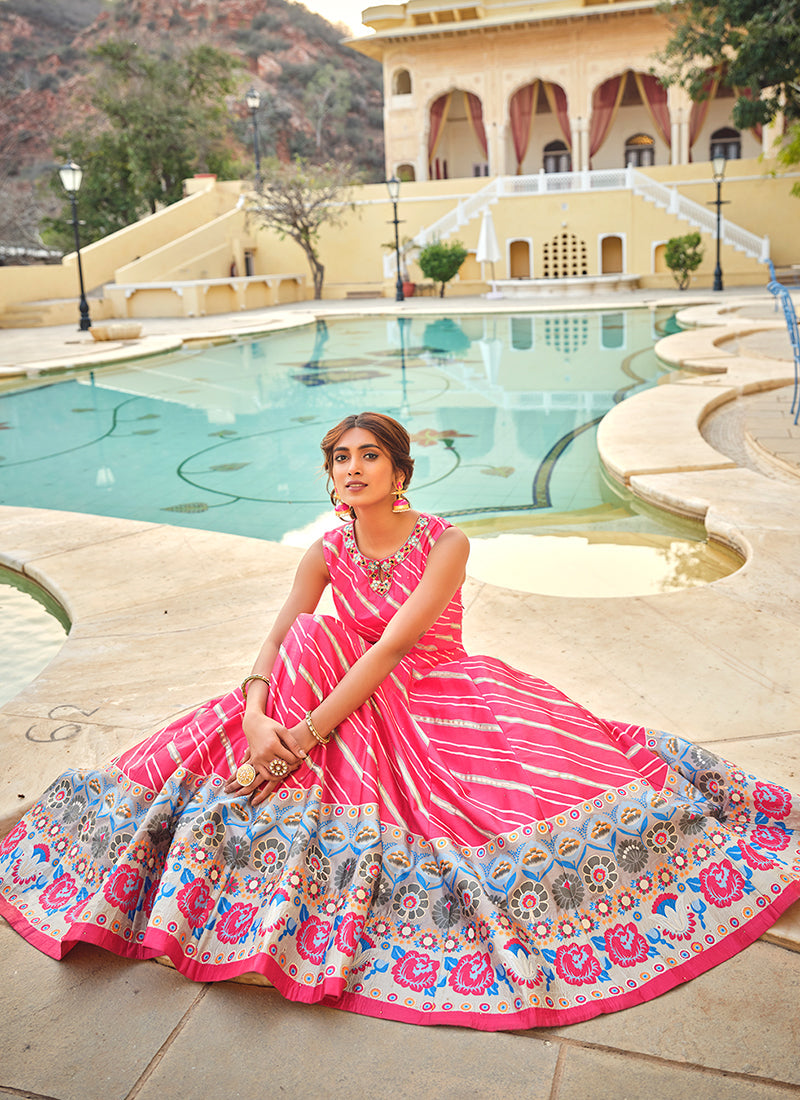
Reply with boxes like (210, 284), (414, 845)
(417, 240), (468, 297)
(664, 231), (704, 290)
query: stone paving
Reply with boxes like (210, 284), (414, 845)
(3, 287), (800, 1099)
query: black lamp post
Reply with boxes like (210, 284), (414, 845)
(59, 159), (91, 331)
(386, 175), (404, 303)
(710, 154), (728, 292)
(246, 88), (262, 189)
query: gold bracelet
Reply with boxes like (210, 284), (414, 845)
(241, 674), (270, 701)
(304, 710), (331, 746)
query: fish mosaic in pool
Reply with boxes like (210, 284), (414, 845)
(0, 310), (681, 542)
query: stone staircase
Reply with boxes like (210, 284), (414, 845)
(387, 167), (770, 276)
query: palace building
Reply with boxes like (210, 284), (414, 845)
(350, 0), (775, 180)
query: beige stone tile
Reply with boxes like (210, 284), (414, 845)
(555, 1046), (800, 1099)
(22, 523), (301, 621)
(134, 981), (560, 1100)
(0, 922), (202, 1100)
(0, 712), (146, 836)
(762, 898), (800, 953)
(709, 732), (800, 789)
(598, 386), (738, 482)
(0, 506), (154, 573)
(545, 941), (800, 1085)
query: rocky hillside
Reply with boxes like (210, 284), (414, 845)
(0, 0), (384, 254)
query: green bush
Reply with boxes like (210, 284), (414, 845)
(664, 231), (704, 290)
(417, 240), (468, 297)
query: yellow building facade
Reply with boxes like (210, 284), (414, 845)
(0, 0), (798, 325)
(352, 0), (774, 180)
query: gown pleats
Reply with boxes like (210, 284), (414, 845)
(2, 514), (799, 1031)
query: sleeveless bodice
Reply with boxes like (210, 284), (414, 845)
(322, 513), (464, 663)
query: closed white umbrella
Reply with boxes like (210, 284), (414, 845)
(476, 207), (502, 297)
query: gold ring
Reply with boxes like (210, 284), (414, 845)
(236, 762), (257, 786)
(268, 758), (289, 779)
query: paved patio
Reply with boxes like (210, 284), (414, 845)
(2, 287), (800, 1099)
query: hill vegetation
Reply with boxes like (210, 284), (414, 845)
(0, 0), (384, 255)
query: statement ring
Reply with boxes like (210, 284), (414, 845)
(235, 762), (257, 787)
(267, 758), (290, 779)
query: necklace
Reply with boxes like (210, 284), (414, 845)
(342, 515), (428, 594)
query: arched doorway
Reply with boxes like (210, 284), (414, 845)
(507, 80), (570, 175)
(428, 90), (488, 179)
(509, 239), (531, 278)
(543, 140), (571, 173)
(589, 70), (670, 169)
(625, 133), (655, 167)
(710, 126), (741, 160)
(600, 235), (623, 274)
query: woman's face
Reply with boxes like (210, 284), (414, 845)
(331, 427), (399, 510)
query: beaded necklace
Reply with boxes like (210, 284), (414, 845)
(342, 514), (429, 594)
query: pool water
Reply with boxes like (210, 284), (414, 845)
(0, 308), (739, 597)
(0, 568), (69, 706)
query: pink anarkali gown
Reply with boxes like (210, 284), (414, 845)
(2, 514), (799, 1030)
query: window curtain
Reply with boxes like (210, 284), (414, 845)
(542, 81), (571, 149)
(633, 72), (671, 148)
(589, 74), (625, 162)
(464, 92), (488, 161)
(688, 74), (720, 157)
(428, 93), (452, 174)
(509, 83), (538, 173)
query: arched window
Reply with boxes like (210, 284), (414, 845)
(393, 69), (412, 95)
(397, 163), (416, 182)
(710, 126), (741, 161)
(543, 140), (571, 174)
(625, 133), (655, 167)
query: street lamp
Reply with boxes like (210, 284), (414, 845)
(710, 154), (728, 292)
(386, 175), (404, 303)
(246, 88), (262, 189)
(58, 159), (91, 331)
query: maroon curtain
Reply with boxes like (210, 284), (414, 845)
(510, 83), (537, 172)
(634, 72), (671, 148)
(543, 82), (571, 149)
(589, 74), (624, 161)
(464, 92), (488, 160)
(688, 75), (719, 156)
(428, 93), (452, 172)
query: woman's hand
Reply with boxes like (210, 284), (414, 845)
(224, 714), (317, 806)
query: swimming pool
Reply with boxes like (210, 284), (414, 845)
(0, 308), (738, 596)
(0, 568), (69, 706)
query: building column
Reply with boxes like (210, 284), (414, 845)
(668, 87), (691, 165)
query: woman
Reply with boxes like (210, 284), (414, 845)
(1, 412), (798, 1032)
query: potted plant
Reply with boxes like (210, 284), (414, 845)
(383, 236), (419, 296)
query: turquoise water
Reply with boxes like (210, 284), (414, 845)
(0, 309), (677, 543)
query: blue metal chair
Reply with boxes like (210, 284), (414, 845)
(767, 278), (800, 424)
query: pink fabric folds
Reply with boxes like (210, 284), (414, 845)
(589, 74), (624, 161)
(464, 92), (488, 161)
(510, 83), (538, 172)
(633, 72), (671, 148)
(428, 92), (452, 173)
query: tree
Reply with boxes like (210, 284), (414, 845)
(90, 40), (242, 214)
(248, 158), (358, 299)
(43, 38), (243, 247)
(664, 232), (704, 290)
(303, 64), (352, 157)
(417, 240), (468, 297)
(658, 0), (800, 144)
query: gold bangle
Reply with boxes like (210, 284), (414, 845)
(304, 710), (330, 746)
(241, 674), (270, 701)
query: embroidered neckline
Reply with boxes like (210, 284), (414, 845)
(342, 514), (430, 594)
